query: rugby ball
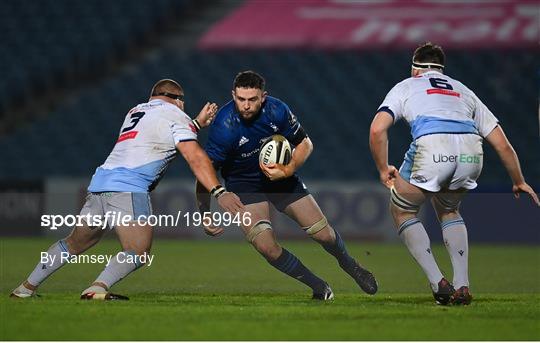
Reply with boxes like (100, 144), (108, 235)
(259, 135), (292, 166)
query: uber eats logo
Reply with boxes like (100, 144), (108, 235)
(433, 154), (481, 164)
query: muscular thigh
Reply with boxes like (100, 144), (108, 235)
(241, 202), (279, 251)
(105, 192), (153, 253)
(79, 193), (105, 228)
(283, 195), (324, 228)
(393, 173), (428, 207)
(432, 188), (468, 221)
(115, 223), (153, 254)
(241, 201), (271, 234)
(390, 173), (429, 226)
(67, 194), (110, 253)
(75, 193), (109, 239)
(283, 195), (336, 241)
(66, 224), (106, 253)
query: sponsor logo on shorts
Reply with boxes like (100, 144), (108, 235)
(458, 154), (481, 164)
(433, 154), (481, 164)
(411, 174), (428, 183)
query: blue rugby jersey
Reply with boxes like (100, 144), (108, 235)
(205, 96), (305, 183)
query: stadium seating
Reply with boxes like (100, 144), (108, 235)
(1, 49), (538, 186)
(0, 0), (189, 113)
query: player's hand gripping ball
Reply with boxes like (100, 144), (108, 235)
(259, 135), (292, 167)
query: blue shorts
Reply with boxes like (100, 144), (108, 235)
(226, 175), (309, 212)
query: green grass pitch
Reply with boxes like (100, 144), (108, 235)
(1, 237), (539, 340)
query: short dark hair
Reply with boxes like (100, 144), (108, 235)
(413, 42), (445, 67)
(150, 79), (183, 97)
(233, 70), (265, 90)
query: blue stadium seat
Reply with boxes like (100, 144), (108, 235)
(0, 0), (190, 114)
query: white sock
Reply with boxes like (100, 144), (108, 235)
(399, 218), (444, 291)
(27, 240), (70, 287)
(442, 218), (469, 288)
(93, 251), (143, 289)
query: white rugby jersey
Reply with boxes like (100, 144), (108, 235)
(88, 99), (197, 193)
(378, 71), (499, 140)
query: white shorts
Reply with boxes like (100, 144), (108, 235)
(79, 192), (153, 229)
(399, 134), (483, 192)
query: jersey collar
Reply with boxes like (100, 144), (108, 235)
(422, 70), (444, 76)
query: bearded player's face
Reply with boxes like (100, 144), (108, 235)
(232, 87), (267, 120)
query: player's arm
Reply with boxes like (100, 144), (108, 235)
(194, 162), (229, 237)
(369, 82), (405, 188)
(176, 141), (244, 213)
(485, 126), (539, 206)
(191, 103), (220, 214)
(194, 176), (224, 237)
(195, 179), (211, 212)
(369, 111), (398, 189)
(261, 102), (311, 181)
(289, 136), (313, 172)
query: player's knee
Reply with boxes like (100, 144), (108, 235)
(246, 220), (281, 260)
(437, 210), (461, 224)
(389, 203), (419, 230)
(393, 213), (419, 230)
(305, 219), (333, 243)
(389, 201), (404, 220)
(303, 216), (328, 237)
(431, 196), (460, 216)
(64, 237), (81, 255)
(390, 187), (420, 227)
(245, 220), (272, 243)
(65, 235), (97, 255)
(431, 200), (455, 220)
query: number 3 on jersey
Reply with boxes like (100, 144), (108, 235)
(121, 112), (146, 133)
(117, 111), (145, 143)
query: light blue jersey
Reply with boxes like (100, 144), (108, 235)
(378, 71), (499, 192)
(378, 71), (498, 140)
(88, 99), (197, 193)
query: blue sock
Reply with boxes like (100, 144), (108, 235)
(321, 229), (355, 269)
(269, 248), (326, 293)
